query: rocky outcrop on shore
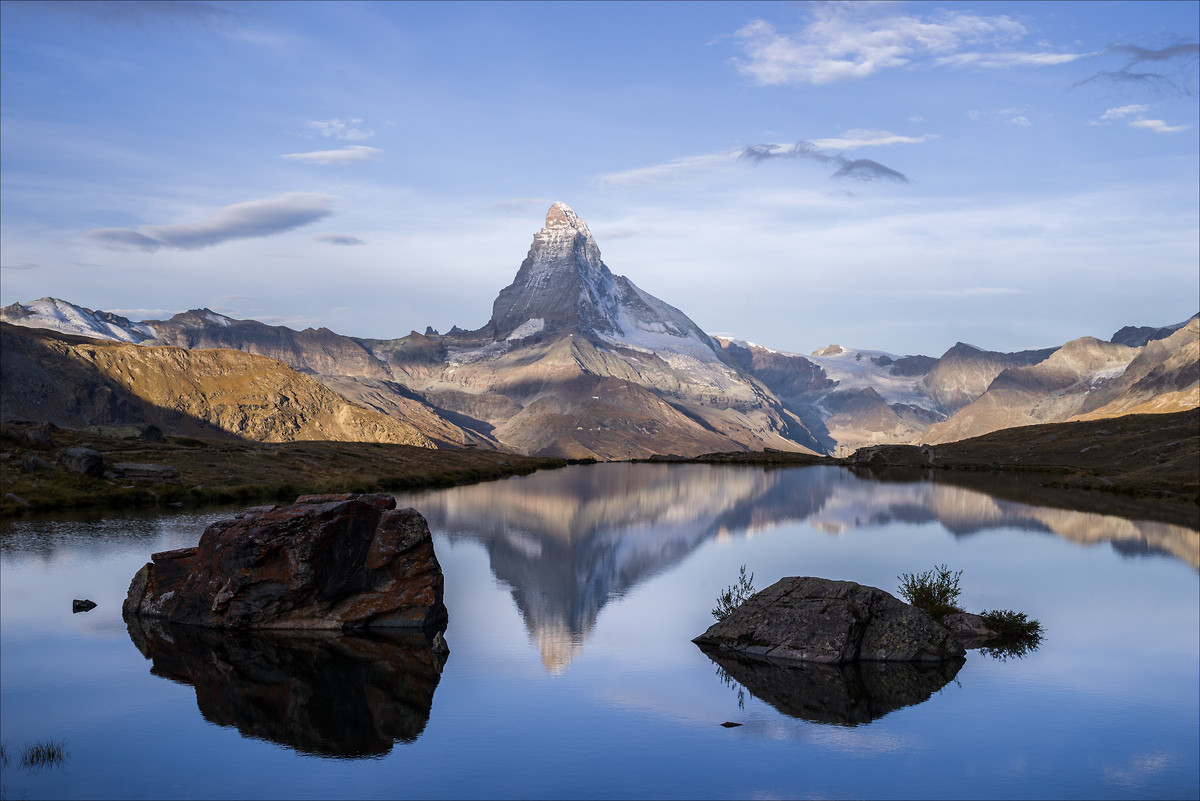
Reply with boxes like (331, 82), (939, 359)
(123, 493), (448, 632)
(693, 576), (965, 664)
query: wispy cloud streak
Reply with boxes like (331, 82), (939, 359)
(306, 118), (375, 141)
(315, 234), (366, 246)
(86, 193), (334, 252)
(282, 145), (383, 165)
(1074, 42), (1200, 95)
(741, 142), (910, 183)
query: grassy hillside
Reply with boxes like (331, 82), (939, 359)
(0, 423), (572, 517)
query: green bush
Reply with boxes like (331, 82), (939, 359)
(712, 564), (756, 622)
(979, 608), (1044, 660)
(897, 563), (963, 623)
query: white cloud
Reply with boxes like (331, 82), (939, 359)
(306, 118), (375, 141)
(281, 145), (383, 165)
(598, 136), (917, 188)
(1009, 116), (1032, 127)
(809, 129), (936, 150)
(1101, 104), (1151, 120)
(935, 51), (1087, 69)
(85, 192), (335, 252)
(730, 7), (1082, 86)
(595, 150), (741, 186)
(1129, 118), (1189, 133)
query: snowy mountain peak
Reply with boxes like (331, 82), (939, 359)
(481, 204), (725, 367)
(544, 201), (588, 234)
(0, 297), (157, 343)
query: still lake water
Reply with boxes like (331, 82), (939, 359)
(1, 463), (1197, 800)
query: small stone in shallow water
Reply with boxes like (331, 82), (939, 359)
(73, 599), (97, 613)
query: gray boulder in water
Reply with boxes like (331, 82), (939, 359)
(693, 576), (964, 664)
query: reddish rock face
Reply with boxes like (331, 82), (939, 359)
(124, 493), (448, 632)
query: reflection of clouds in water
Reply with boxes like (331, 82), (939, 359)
(1103, 750), (1174, 790)
(793, 723), (915, 754)
(739, 718), (915, 754)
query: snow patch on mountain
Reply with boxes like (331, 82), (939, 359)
(506, 318), (545, 341)
(1088, 365), (1128, 386)
(446, 340), (510, 367)
(806, 346), (938, 409)
(599, 280), (723, 366)
(0, 297), (157, 343)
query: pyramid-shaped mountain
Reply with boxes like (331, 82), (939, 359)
(487, 202), (713, 356)
(375, 203), (823, 459)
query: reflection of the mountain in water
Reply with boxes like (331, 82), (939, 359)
(699, 645), (963, 726)
(125, 618), (446, 758)
(401, 464), (1197, 672)
(406, 464), (833, 671)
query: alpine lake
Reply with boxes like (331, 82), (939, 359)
(2, 463), (1197, 800)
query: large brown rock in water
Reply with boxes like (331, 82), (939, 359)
(123, 493), (448, 631)
(693, 577), (964, 664)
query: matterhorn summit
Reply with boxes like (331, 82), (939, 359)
(487, 203), (719, 365)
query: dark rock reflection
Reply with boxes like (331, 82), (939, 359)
(125, 617), (446, 758)
(699, 644), (963, 726)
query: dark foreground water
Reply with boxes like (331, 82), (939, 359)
(2, 464), (1197, 800)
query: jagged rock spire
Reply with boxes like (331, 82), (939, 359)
(488, 202), (618, 341)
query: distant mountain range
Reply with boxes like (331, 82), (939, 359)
(2, 202), (1196, 458)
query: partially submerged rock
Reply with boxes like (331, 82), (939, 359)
(943, 611), (998, 648)
(693, 577), (964, 664)
(123, 493), (448, 632)
(73, 599), (97, 613)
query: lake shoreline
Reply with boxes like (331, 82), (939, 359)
(3, 408), (1196, 521)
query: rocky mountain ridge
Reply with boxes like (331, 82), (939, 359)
(0, 323), (433, 447)
(3, 203), (1196, 458)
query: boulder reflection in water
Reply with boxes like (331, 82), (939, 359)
(699, 645), (962, 726)
(126, 617), (447, 758)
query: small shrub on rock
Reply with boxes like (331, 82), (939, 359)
(712, 564), (756, 622)
(897, 563), (963, 623)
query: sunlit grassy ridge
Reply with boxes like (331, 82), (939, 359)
(0, 423), (572, 517)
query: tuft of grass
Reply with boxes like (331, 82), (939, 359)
(712, 564), (756, 622)
(897, 563), (963, 624)
(20, 739), (67, 770)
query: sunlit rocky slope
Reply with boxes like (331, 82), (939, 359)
(0, 323), (433, 446)
(3, 203), (1196, 458)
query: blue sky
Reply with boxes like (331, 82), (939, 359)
(1, 0), (1197, 357)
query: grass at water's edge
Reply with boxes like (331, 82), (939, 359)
(0, 424), (578, 518)
(2, 408), (1195, 521)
